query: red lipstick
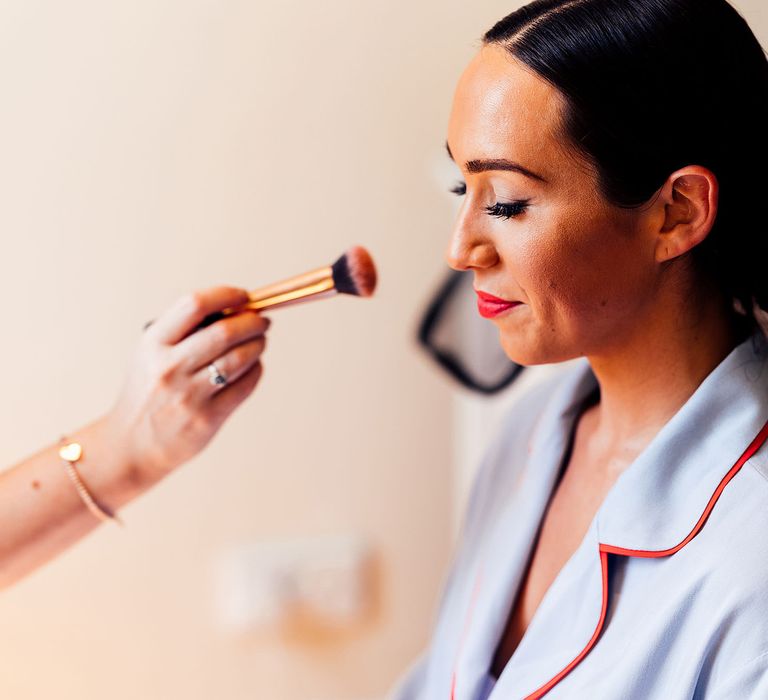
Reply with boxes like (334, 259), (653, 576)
(475, 290), (522, 319)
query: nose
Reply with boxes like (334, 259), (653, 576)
(444, 216), (499, 272)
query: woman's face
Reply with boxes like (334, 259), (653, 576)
(446, 45), (659, 366)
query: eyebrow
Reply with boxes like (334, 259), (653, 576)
(445, 141), (548, 183)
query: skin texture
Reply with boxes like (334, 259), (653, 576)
(445, 44), (749, 676)
(0, 286), (270, 588)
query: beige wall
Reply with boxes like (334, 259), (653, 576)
(0, 2), (765, 699)
(0, 2), (518, 699)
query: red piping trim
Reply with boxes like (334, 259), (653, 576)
(522, 549), (609, 700)
(602, 419), (768, 558)
(450, 419), (768, 700)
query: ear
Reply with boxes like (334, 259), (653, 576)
(654, 166), (719, 264)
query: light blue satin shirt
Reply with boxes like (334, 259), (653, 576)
(393, 329), (768, 699)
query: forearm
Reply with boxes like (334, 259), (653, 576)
(0, 414), (150, 589)
(0, 287), (270, 590)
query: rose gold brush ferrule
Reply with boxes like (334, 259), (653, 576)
(221, 265), (338, 315)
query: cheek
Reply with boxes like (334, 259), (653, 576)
(509, 212), (647, 318)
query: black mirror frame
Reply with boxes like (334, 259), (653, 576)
(416, 270), (524, 395)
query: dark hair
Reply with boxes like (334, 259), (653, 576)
(483, 0), (768, 331)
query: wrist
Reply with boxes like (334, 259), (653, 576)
(69, 413), (150, 511)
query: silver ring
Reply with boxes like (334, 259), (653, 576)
(207, 362), (228, 387)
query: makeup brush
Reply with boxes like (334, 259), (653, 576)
(143, 246), (377, 331)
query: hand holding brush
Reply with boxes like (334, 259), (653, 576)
(144, 246), (377, 333)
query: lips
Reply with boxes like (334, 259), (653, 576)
(475, 289), (522, 319)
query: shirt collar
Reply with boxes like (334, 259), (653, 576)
(451, 331), (768, 699)
(552, 329), (768, 552)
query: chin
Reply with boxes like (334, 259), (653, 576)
(498, 328), (581, 367)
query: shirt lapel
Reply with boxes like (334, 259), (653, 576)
(597, 329), (768, 552)
(450, 360), (600, 700)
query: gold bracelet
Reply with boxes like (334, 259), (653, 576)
(58, 437), (123, 526)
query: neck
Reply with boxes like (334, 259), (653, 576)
(584, 294), (752, 459)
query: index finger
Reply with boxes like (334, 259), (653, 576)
(149, 286), (251, 345)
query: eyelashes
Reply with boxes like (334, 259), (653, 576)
(450, 181), (530, 221)
(486, 201), (529, 220)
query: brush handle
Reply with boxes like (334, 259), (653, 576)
(142, 279), (337, 333)
(141, 311), (226, 333)
(201, 282), (337, 324)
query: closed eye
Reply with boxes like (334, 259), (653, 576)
(485, 201), (530, 220)
(449, 182), (530, 220)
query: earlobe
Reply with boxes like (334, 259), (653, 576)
(655, 166), (718, 263)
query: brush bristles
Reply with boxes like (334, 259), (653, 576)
(331, 246), (377, 297)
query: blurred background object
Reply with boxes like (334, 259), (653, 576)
(0, 1), (764, 699)
(417, 269), (523, 394)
